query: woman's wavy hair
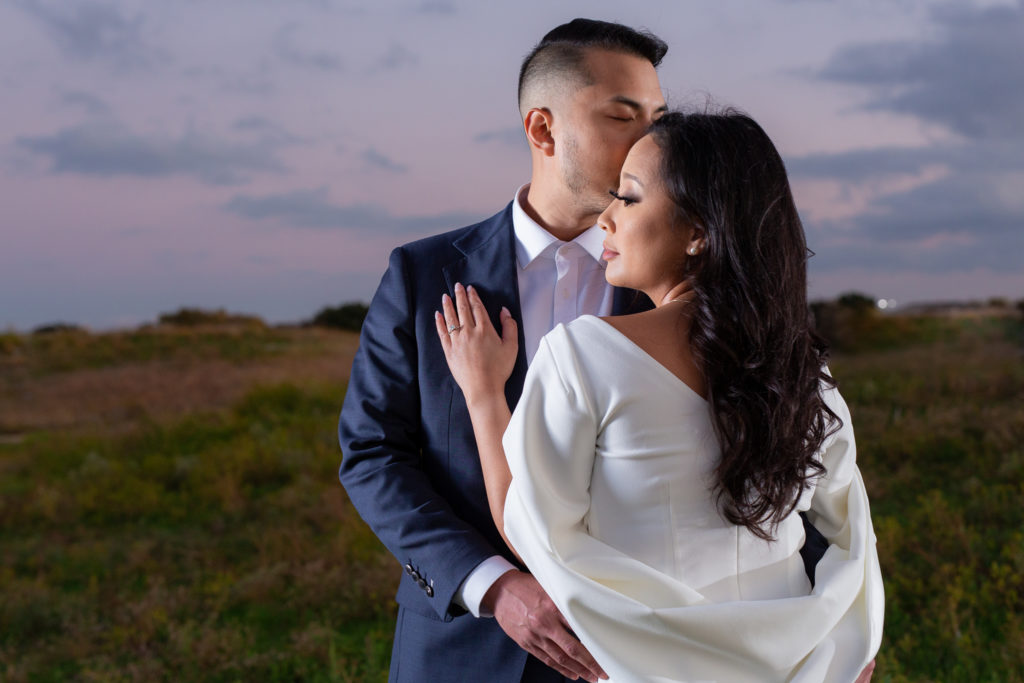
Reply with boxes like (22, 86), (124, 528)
(648, 110), (841, 540)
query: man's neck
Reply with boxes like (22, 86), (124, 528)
(521, 181), (598, 243)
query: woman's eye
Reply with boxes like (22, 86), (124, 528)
(609, 116), (633, 122)
(609, 190), (636, 206)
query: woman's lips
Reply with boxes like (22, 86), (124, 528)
(602, 246), (619, 260)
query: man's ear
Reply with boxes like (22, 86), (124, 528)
(524, 108), (555, 156)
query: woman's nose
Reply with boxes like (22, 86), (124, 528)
(597, 208), (614, 233)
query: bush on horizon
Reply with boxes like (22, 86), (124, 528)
(158, 307), (266, 328)
(811, 291), (961, 353)
(309, 302), (369, 332)
(31, 322), (85, 335)
(0, 323), (328, 376)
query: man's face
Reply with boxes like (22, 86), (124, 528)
(555, 49), (666, 217)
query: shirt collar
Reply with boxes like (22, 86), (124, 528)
(512, 184), (607, 268)
(574, 222), (608, 264)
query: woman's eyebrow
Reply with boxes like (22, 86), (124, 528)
(623, 172), (644, 188)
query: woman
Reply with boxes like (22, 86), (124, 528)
(435, 111), (883, 682)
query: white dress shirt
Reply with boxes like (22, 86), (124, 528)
(454, 184), (615, 617)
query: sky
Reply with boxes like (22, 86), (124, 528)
(1, 0), (1022, 330)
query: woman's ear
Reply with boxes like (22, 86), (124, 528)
(524, 108), (555, 156)
(686, 224), (707, 256)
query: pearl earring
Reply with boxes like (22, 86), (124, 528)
(688, 246), (698, 256)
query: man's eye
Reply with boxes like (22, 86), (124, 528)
(609, 116), (633, 122)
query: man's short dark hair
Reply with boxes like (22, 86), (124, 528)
(518, 18), (668, 115)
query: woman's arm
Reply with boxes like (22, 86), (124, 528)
(463, 392), (518, 558)
(435, 283), (521, 557)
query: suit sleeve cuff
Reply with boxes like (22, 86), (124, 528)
(453, 555), (517, 618)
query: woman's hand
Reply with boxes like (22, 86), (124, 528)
(436, 283), (520, 563)
(435, 282), (518, 405)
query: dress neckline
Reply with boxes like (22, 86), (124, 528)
(578, 315), (709, 404)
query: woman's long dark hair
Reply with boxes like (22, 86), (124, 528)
(649, 111), (840, 540)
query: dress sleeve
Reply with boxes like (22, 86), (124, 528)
(502, 335), (600, 558)
(502, 341), (884, 682)
(800, 380), (886, 675)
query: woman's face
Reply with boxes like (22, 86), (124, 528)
(598, 134), (698, 299)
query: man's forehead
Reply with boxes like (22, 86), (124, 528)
(604, 93), (668, 111)
(580, 50), (664, 102)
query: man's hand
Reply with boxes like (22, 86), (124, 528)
(854, 659), (876, 683)
(482, 570), (607, 682)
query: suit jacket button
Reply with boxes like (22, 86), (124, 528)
(404, 564), (414, 576)
(425, 585), (434, 597)
(417, 578), (427, 588)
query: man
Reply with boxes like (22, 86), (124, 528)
(339, 18), (872, 683)
(340, 19), (663, 682)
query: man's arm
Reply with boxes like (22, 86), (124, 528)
(339, 246), (498, 619)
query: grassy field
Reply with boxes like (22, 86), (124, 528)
(1, 314), (1022, 681)
(828, 314), (1024, 682)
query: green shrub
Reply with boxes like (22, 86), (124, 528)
(0, 332), (23, 356)
(158, 308), (266, 328)
(309, 302), (369, 332)
(812, 293), (962, 353)
(31, 322), (84, 335)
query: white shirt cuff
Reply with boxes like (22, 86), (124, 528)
(453, 555), (517, 618)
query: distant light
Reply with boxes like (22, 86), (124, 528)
(875, 298), (898, 311)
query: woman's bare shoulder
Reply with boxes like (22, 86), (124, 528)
(598, 308), (706, 398)
(598, 307), (678, 342)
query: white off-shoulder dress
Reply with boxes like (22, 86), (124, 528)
(502, 315), (884, 682)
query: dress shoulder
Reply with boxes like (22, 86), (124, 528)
(521, 322), (586, 401)
(529, 316), (611, 401)
(534, 315), (605, 368)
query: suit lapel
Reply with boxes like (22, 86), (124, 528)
(442, 204), (529, 407)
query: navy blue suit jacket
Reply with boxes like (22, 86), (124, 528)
(338, 204), (826, 682)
